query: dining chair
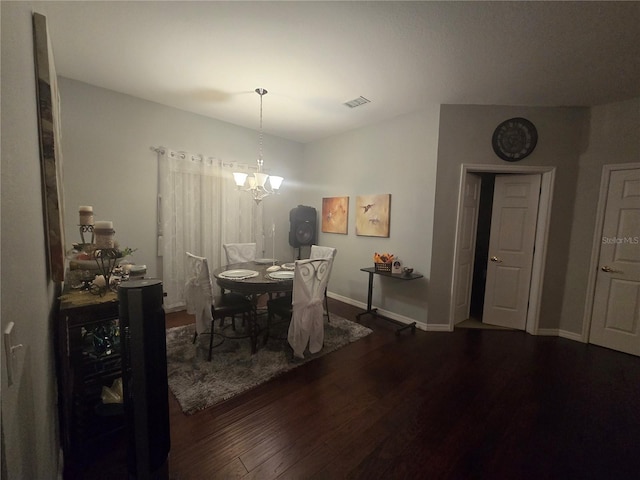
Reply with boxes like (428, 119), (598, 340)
(223, 242), (257, 264)
(184, 252), (253, 361)
(309, 245), (337, 322)
(221, 242), (257, 298)
(265, 257), (332, 359)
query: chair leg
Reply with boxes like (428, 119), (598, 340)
(248, 310), (258, 354)
(324, 289), (330, 323)
(208, 320), (214, 361)
(193, 331), (198, 344)
(264, 309), (272, 345)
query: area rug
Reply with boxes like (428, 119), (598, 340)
(165, 314), (373, 415)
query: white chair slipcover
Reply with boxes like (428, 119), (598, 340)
(184, 252), (213, 334)
(287, 258), (332, 359)
(309, 245), (337, 320)
(310, 244), (337, 264)
(223, 242), (257, 264)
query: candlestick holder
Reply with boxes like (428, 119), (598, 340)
(79, 224), (95, 245)
(90, 248), (119, 296)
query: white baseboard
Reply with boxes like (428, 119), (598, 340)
(327, 292), (435, 331)
(426, 324), (453, 332)
(322, 293), (584, 339)
(536, 328), (560, 336)
(558, 329), (585, 343)
(327, 291), (364, 310)
(531, 328), (584, 343)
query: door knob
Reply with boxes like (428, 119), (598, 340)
(490, 256), (502, 263)
(601, 265), (621, 273)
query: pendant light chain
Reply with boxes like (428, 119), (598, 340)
(232, 87), (283, 204)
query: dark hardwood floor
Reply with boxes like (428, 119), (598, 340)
(80, 299), (640, 479)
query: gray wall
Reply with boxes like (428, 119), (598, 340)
(431, 102), (639, 335)
(60, 78), (441, 327)
(59, 78), (305, 277)
(1, 3), (60, 478)
(562, 98), (640, 335)
(299, 108), (440, 325)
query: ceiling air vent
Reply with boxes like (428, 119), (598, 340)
(343, 96), (371, 109)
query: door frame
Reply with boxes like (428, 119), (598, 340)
(582, 162), (640, 343)
(449, 164), (556, 334)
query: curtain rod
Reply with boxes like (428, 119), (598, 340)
(151, 146), (239, 169)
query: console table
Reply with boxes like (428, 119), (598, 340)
(356, 267), (423, 335)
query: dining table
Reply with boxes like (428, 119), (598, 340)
(211, 260), (295, 352)
(212, 260), (295, 295)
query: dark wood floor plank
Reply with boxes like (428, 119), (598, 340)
(78, 299), (640, 480)
(236, 384), (351, 473)
(243, 390), (384, 479)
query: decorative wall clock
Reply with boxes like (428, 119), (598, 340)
(491, 117), (538, 162)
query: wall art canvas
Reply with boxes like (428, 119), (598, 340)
(355, 194), (391, 237)
(34, 13), (66, 282)
(321, 196), (349, 234)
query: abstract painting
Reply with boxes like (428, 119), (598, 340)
(321, 196), (349, 234)
(355, 194), (391, 237)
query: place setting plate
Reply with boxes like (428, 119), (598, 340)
(218, 269), (259, 280)
(254, 258), (277, 264)
(267, 270), (295, 280)
(281, 263), (295, 270)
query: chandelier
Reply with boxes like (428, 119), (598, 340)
(233, 88), (284, 204)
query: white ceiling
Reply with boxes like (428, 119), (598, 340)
(40, 1), (640, 143)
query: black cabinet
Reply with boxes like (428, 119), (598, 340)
(56, 290), (124, 474)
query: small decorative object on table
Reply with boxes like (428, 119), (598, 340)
(91, 246), (137, 295)
(392, 259), (403, 274)
(373, 252), (394, 273)
(128, 264), (146, 279)
(92, 248), (120, 295)
(402, 267), (414, 277)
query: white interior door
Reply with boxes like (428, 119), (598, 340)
(589, 166), (640, 356)
(453, 174), (482, 324)
(483, 174), (541, 329)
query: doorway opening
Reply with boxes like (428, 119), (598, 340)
(449, 165), (556, 334)
(469, 173), (495, 321)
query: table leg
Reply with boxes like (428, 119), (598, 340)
(356, 271), (378, 319)
(356, 270), (416, 335)
(392, 320), (417, 336)
(249, 304), (259, 354)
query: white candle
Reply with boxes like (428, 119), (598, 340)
(79, 206), (94, 226)
(94, 221), (115, 248)
(94, 221), (113, 230)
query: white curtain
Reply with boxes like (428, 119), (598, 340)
(157, 147), (261, 311)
